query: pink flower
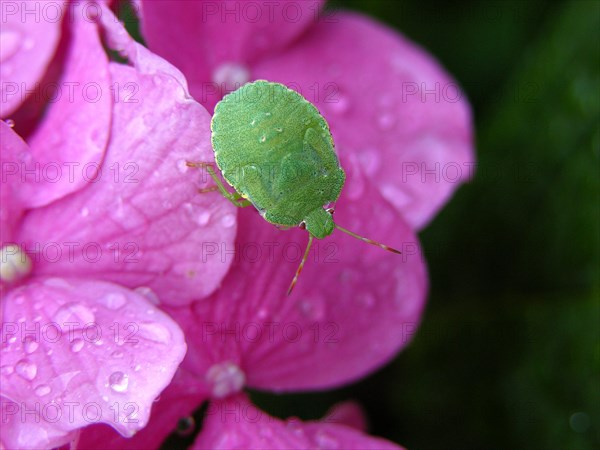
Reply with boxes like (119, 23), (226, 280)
(137, 0), (474, 230)
(1, 3), (236, 448)
(192, 394), (403, 449)
(75, 1), (474, 448)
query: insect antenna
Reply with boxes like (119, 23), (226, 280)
(335, 224), (401, 254)
(287, 234), (314, 296)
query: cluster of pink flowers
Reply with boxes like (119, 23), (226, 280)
(0, 1), (473, 448)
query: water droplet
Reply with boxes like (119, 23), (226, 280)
(102, 395), (109, 402)
(221, 213), (236, 228)
(377, 112), (396, 130)
(137, 321), (171, 344)
(0, 30), (22, 63)
(256, 308), (269, 320)
(15, 359), (37, 381)
(22, 37), (34, 50)
(94, 339), (104, 347)
(134, 364), (141, 372)
(381, 183), (411, 208)
(265, 112), (271, 117)
(177, 159), (189, 174)
(212, 62), (250, 93)
(24, 338), (39, 354)
(329, 93), (350, 114)
(358, 292), (376, 308)
(206, 361), (246, 398)
(0, 244), (33, 283)
(5, 119), (15, 128)
(34, 384), (51, 397)
(109, 371), (129, 393)
(80, 207), (90, 217)
(259, 134), (266, 143)
(570, 412), (591, 433)
(7, 336), (17, 344)
(43, 278), (71, 288)
(1, 365), (14, 375)
(197, 211), (211, 226)
(358, 148), (381, 176)
(275, 127), (283, 133)
(134, 286), (160, 305)
(315, 430), (338, 448)
(297, 296), (326, 321)
(54, 303), (95, 329)
(345, 176), (365, 200)
(70, 339), (84, 353)
(111, 350), (124, 359)
(102, 292), (127, 310)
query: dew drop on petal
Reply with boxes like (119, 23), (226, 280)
(5, 119), (15, 128)
(137, 321), (171, 344)
(297, 296), (326, 321)
(1, 365), (14, 375)
(206, 361), (246, 398)
(197, 211), (211, 226)
(109, 371), (129, 393)
(315, 430), (338, 449)
(34, 384), (51, 397)
(358, 148), (381, 176)
(80, 207), (89, 217)
(102, 292), (127, 310)
(15, 359), (37, 381)
(358, 292), (376, 309)
(134, 286), (160, 305)
(177, 159), (189, 174)
(70, 339), (84, 353)
(345, 176), (365, 200)
(377, 112), (396, 130)
(111, 350), (124, 359)
(24, 338), (39, 354)
(328, 93), (350, 115)
(221, 213), (236, 228)
(54, 303), (95, 329)
(212, 62), (250, 93)
(0, 30), (22, 63)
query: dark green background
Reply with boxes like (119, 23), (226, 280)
(140, 1), (599, 448)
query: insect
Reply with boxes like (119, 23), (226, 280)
(188, 80), (400, 295)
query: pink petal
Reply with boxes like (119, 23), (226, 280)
(0, 397), (79, 450)
(0, 122), (27, 245)
(0, 277), (186, 449)
(17, 12), (237, 305)
(138, 0), (324, 110)
(170, 166), (427, 393)
(192, 394), (402, 450)
(20, 2), (112, 208)
(0, 1), (64, 117)
(253, 12), (475, 229)
(322, 401), (368, 432)
(77, 367), (206, 449)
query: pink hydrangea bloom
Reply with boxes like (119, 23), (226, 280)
(75, 1), (474, 448)
(1, 2), (236, 448)
(137, 0), (475, 229)
(193, 394), (403, 449)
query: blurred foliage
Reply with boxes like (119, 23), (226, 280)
(143, 0), (599, 448)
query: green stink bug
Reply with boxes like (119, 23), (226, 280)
(188, 80), (399, 295)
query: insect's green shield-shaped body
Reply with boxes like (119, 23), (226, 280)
(211, 80), (346, 239)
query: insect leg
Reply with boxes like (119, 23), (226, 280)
(287, 234), (314, 296)
(186, 161), (251, 207)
